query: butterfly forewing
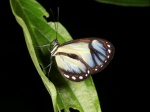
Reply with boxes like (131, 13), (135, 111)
(53, 38), (114, 82)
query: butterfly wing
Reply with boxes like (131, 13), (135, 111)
(54, 38), (114, 81)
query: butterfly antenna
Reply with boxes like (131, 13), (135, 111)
(50, 9), (57, 40)
(56, 7), (59, 40)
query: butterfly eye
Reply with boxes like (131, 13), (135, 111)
(51, 38), (114, 82)
(52, 39), (59, 47)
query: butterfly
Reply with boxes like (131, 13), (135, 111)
(50, 37), (114, 82)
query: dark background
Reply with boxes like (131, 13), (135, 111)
(1, 0), (149, 112)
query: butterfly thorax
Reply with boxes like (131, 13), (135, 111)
(51, 39), (60, 56)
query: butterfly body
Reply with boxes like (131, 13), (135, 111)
(51, 38), (114, 82)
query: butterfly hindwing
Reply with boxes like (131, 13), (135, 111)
(53, 38), (114, 81)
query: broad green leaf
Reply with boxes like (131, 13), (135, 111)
(10, 0), (101, 112)
(96, 0), (150, 7)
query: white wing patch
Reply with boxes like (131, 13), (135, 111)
(55, 55), (87, 74)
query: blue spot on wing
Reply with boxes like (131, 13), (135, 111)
(97, 53), (106, 61)
(91, 40), (107, 64)
(92, 54), (103, 66)
(91, 40), (106, 57)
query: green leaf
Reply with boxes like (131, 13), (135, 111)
(10, 0), (101, 112)
(96, 0), (150, 7)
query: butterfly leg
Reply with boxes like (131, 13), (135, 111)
(47, 47), (54, 78)
(44, 56), (53, 77)
(47, 57), (53, 78)
(35, 44), (51, 49)
(35, 43), (54, 78)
